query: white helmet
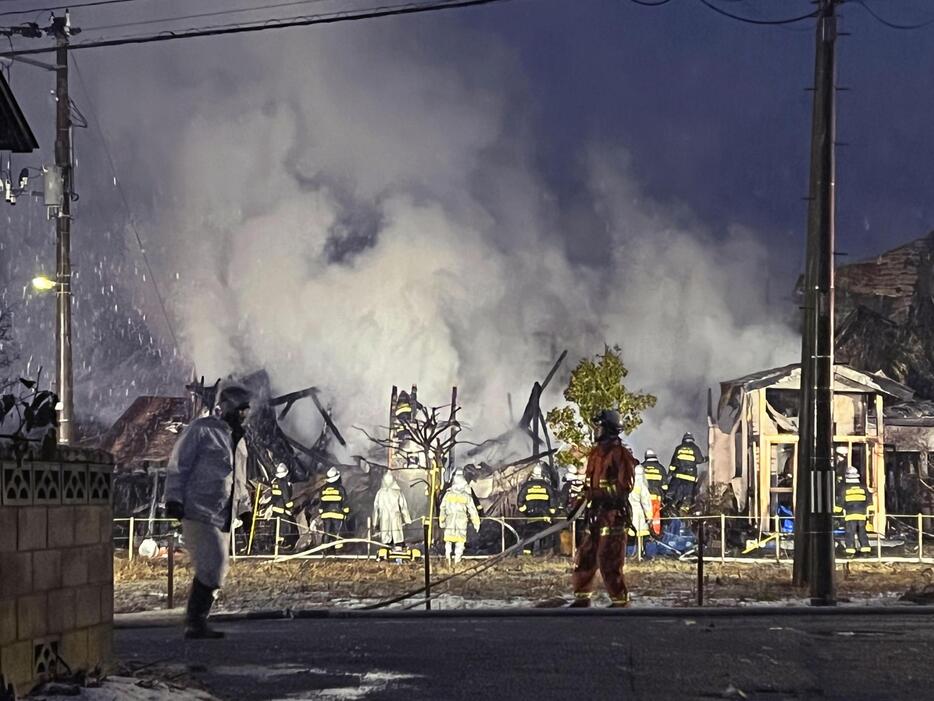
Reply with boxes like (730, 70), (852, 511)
(275, 462), (289, 479)
(845, 466), (859, 482)
(531, 464), (545, 480)
(835, 446), (849, 457)
(326, 467), (341, 483)
(453, 474), (468, 491)
(644, 449), (657, 461)
(381, 472), (396, 488)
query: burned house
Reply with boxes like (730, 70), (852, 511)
(707, 363), (914, 533)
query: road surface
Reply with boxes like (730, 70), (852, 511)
(115, 607), (934, 700)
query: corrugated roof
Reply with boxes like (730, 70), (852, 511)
(0, 71), (38, 153)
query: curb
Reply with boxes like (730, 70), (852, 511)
(115, 603), (934, 629)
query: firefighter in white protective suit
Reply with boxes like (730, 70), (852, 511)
(439, 473), (481, 565)
(628, 461), (655, 557)
(373, 471), (412, 547)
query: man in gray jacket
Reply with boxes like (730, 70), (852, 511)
(165, 382), (252, 639)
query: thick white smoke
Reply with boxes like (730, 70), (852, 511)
(12, 12), (797, 455)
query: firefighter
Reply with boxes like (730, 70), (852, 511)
(165, 381), (252, 639)
(561, 465), (584, 515)
(628, 461), (654, 556)
(270, 463), (298, 550)
(517, 463), (558, 555)
(641, 449), (665, 535)
(570, 409), (637, 608)
(439, 473), (481, 566)
(838, 466), (872, 557)
(318, 467), (351, 549)
(665, 432), (707, 513)
(373, 471), (412, 547)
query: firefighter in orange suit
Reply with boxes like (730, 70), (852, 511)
(570, 409), (637, 608)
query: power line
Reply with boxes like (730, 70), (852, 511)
(71, 54), (182, 356)
(696, 0), (817, 25)
(854, 0), (934, 30)
(0, 0), (521, 57)
(0, 0), (155, 18)
(83, 0), (337, 32)
(629, 0), (672, 7)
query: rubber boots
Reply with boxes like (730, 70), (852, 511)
(185, 578), (224, 639)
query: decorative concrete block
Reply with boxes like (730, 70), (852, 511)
(0, 508), (16, 553)
(61, 464), (87, 505)
(16, 594), (48, 640)
(33, 639), (60, 679)
(1, 463), (32, 506)
(17, 507), (47, 551)
(60, 548), (88, 588)
(32, 464), (61, 505)
(74, 585), (101, 629)
(0, 552), (32, 599)
(46, 588), (76, 635)
(88, 466), (112, 505)
(47, 506), (76, 549)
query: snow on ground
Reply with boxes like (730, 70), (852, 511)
(29, 677), (219, 701)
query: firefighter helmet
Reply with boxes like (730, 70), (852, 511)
(531, 463), (545, 480)
(845, 466), (859, 482)
(275, 463), (289, 479)
(644, 449), (657, 461)
(216, 381), (252, 414)
(593, 409), (623, 433)
(326, 467), (341, 483)
(682, 432), (695, 443)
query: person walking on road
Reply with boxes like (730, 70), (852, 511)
(570, 410), (637, 608)
(166, 381), (253, 639)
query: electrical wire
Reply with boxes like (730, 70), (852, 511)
(853, 0), (934, 30)
(0, 0), (522, 57)
(83, 0), (337, 32)
(0, 0), (156, 17)
(696, 0), (817, 25)
(71, 54), (182, 356)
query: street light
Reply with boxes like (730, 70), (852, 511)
(31, 275), (57, 292)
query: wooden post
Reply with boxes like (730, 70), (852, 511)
(166, 533), (175, 609)
(919, 513), (924, 564)
(697, 520), (705, 607)
(274, 517), (281, 560)
(423, 521), (432, 611)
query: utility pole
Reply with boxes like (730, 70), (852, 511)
(51, 13), (77, 444)
(793, 0), (838, 605)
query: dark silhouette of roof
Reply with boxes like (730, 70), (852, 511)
(0, 71), (38, 153)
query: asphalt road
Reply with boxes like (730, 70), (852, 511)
(116, 608), (934, 700)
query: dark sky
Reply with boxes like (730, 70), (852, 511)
(458, 0), (934, 266)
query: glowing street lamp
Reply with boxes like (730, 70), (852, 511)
(31, 275), (57, 292)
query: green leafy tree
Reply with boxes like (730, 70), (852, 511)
(546, 345), (656, 467)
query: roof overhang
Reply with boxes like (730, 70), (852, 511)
(720, 363), (915, 401)
(0, 71), (39, 153)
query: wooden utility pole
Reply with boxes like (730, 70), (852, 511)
(793, 0), (838, 605)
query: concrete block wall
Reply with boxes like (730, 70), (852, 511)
(0, 444), (113, 696)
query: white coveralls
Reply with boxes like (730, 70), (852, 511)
(373, 472), (412, 545)
(628, 464), (654, 542)
(439, 476), (480, 564)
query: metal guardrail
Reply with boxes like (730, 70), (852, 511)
(111, 513), (934, 565)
